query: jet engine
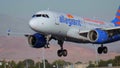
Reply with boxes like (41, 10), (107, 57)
(28, 33), (46, 48)
(88, 29), (108, 43)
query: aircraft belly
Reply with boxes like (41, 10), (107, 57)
(65, 36), (90, 43)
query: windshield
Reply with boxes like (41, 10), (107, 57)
(32, 14), (49, 18)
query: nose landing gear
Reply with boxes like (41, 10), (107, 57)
(44, 35), (52, 48)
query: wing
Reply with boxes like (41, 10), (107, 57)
(104, 26), (120, 30)
(78, 26), (120, 44)
(67, 27), (120, 43)
(7, 28), (35, 37)
(79, 26), (120, 37)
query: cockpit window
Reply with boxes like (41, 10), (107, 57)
(32, 14), (49, 18)
(36, 14), (41, 17)
(42, 14), (46, 17)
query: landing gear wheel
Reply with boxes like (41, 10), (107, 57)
(57, 49), (68, 57)
(44, 43), (50, 48)
(63, 49), (67, 57)
(98, 47), (103, 54)
(103, 46), (108, 54)
(97, 44), (108, 54)
(57, 40), (68, 57)
(57, 50), (63, 57)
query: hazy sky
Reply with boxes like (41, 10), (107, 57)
(0, 0), (120, 35)
(0, 0), (120, 19)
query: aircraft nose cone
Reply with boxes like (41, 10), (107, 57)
(29, 19), (38, 30)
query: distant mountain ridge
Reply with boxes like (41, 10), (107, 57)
(0, 36), (119, 63)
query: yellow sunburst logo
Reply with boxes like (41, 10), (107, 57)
(67, 14), (74, 18)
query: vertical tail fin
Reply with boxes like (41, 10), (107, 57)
(112, 6), (120, 26)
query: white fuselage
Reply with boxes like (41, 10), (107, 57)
(29, 10), (115, 43)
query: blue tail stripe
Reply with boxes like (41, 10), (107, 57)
(112, 17), (120, 22)
(116, 12), (120, 16)
(111, 6), (120, 26)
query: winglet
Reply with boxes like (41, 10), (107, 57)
(112, 6), (120, 26)
(7, 29), (11, 36)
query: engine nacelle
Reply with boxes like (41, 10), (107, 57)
(28, 33), (46, 48)
(88, 29), (108, 43)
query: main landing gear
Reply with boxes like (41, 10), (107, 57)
(57, 40), (67, 57)
(97, 44), (108, 54)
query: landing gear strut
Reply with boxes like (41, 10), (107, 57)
(44, 35), (52, 48)
(57, 40), (67, 57)
(97, 44), (108, 54)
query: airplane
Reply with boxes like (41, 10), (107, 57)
(8, 6), (120, 57)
